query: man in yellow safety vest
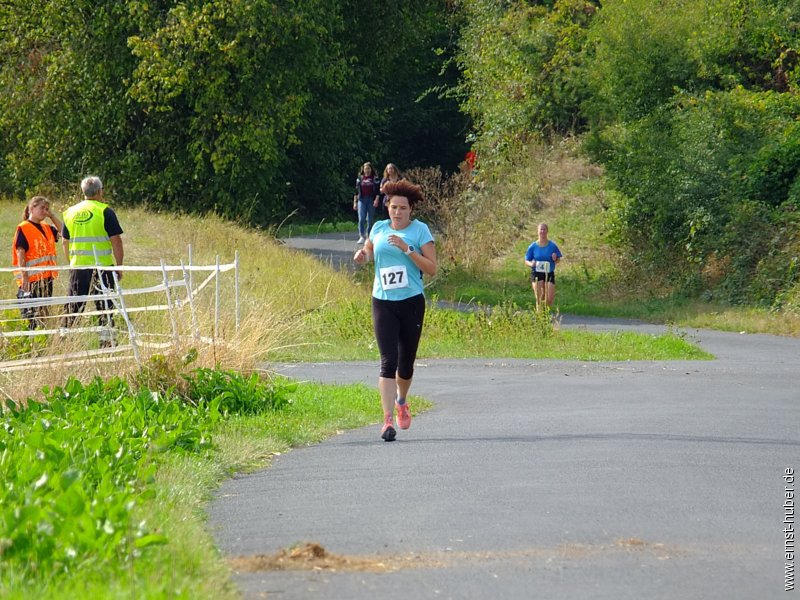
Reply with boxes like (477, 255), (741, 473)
(62, 175), (125, 347)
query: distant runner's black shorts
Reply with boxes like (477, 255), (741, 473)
(531, 270), (555, 283)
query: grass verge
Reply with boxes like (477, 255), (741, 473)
(272, 218), (356, 238)
(1, 377), (426, 599)
(275, 299), (712, 362)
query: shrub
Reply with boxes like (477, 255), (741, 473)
(456, 0), (598, 165)
(0, 376), (212, 578)
(183, 368), (291, 415)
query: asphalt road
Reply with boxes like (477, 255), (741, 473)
(280, 231), (362, 272)
(208, 233), (799, 599)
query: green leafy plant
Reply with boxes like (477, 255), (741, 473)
(183, 368), (292, 415)
(0, 367), (296, 584)
(0, 376), (215, 579)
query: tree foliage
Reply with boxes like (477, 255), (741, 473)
(583, 0), (800, 304)
(456, 0), (599, 163)
(0, 0), (467, 222)
(456, 0), (800, 307)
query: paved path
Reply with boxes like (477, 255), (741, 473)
(209, 234), (799, 599)
(280, 231), (361, 272)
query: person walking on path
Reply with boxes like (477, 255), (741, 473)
(379, 162), (404, 209)
(524, 222), (562, 308)
(354, 180), (437, 441)
(12, 196), (62, 329)
(61, 176), (124, 347)
(353, 162), (381, 244)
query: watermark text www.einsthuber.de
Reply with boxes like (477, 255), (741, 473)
(786, 467), (795, 591)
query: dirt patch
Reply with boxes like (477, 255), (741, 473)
(229, 539), (681, 573)
(614, 538), (675, 560)
(229, 542), (404, 573)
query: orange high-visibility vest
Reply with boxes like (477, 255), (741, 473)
(12, 220), (58, 286)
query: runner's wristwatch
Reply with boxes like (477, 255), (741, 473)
(405, 245), (415, 255)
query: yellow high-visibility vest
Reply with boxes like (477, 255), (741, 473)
(63, 200), (114, 266)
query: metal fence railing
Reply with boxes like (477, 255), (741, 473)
(0, 247), (239, 372)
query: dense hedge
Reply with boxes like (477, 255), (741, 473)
(457, 0), (800, 308)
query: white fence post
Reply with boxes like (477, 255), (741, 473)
(188, 244), (194, 300)
(214, 255), (221, 340)
(109, 269), (141, 366)
(234, 250), (240, 332)
(161, 259), (179, 349)
(92, 243), (139, 366)
(180, 259), (200, 341)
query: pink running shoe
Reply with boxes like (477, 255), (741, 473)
(381, 418), (396, 442)
(396, 403), (411, 430)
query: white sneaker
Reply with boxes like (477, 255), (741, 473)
(357, 236), (365, 244)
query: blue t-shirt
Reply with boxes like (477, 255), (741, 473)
(524, 240), (562, 274)
(370, 219), (434, 301)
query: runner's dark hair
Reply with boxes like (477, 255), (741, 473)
(382, 180), (425, 208)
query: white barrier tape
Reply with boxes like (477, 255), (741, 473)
(0, 325), (109, 338)
(0, 334), (229, 372)
(192, 270), (218, 295)
(0, 281), (188, 309)
(0, 301), (189, 328)
(0, 263), (235, 273)
(0, 346), (135, 372)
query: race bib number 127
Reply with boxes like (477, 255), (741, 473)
(379, 265), (409, 290)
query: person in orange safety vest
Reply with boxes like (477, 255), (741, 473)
(12, 196), (62, 329)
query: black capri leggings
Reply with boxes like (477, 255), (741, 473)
(372, 294), (426, 380)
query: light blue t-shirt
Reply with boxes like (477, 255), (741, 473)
(524, 240), (562, 274)
(370, 219), (434, 301)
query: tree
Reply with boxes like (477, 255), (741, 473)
(456, 0), (599, 164)
(0, 0), (466, 224)
(583, 0), (800, 303)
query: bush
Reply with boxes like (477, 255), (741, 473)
(595, 81), (800, 302)
(580, 0), (800, 304)
(0, 376), (212, 578)
(183, 368), (291, 415)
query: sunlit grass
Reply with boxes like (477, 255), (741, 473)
(0, 199), (365, 400)
(272, 219), (355, 238)
(275, 299), (711, 362)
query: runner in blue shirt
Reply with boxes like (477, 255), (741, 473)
(524, 222), (562, 308)
(354, 180), (437, 441)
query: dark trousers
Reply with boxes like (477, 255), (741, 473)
(63, 268), (116, 329)
(17, 278), (54, 330)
